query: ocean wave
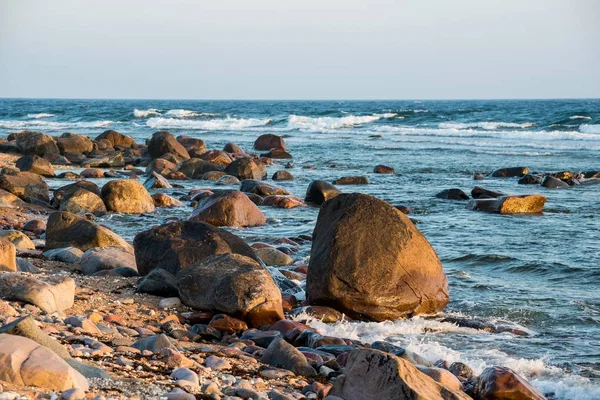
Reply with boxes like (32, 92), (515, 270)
(133, 108), (161, 118)
(570, 115), (592, 120)
(26, 113), (55, 119)
(164, 109), (218, 118)
(145, 116), (271, 130)
(439, 122), (535, 130)
(580, 124), (600, 134)
(288, 113), (398, 130)
(0, 119), (115, 131)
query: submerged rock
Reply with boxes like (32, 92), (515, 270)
(491, 167), (530, 178)
(540, 175), (569, 189)
(471, 186), (504, 199)
(272, 170), (294, 181)
(333, 176), (369, 185)
(435, 188), (469, 200)
(307, 193), (449, 321)
(373, 164), (395, 174)
(254, 134), (287, 151)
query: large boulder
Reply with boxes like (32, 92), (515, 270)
(330, 349), (470, 400)
(491, 167), (530, 178)
(51, 181), (100, 208)
(148, 131), (190, 160)
(178, 158), (223, 179)
(466, 195), (546, 214)
(306, 193), (449, 321)
(133, 220), (259, 276)
(177, 253), (284, 327)
(224, 158), (266, 180)
(101, 180), (155, 214)
(189, 191), (266, 227)
(254, 134), (286, 151)
(146, 158), (179, 177)
(0, 171), (50, 202)
(80, 246), (137, 276)
(45, 211), (132, 252)
(304, 180), (341, 206)
(59, 189), (107, 216)
(15, 131), (59, 156)
(95, 130), (136, 149)
(0, 334), (89, 391)
(177, 136), (206, 157)
(15, 155), (55, 177)
(474, 366), (545, 400)
(0, 273), (75, 313)
(57, 132), (94, 155)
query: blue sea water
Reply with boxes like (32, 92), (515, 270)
(1, 98), (599, 398)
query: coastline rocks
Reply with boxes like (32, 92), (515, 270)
(474, 366), (546, 400)
(95, 130), (136, 149)
(224, 157), (267, 180)
(273, 170), (294, 181)
(540, 175), (569, 189)
(240, 180), (290, 196)
(133, 220), (259, 275)
(80, 168), (104, 178)
(435, 188), (469, 200)
(306, 193), (449, 321)
(330, 349), (470, 400)
(0, 230), (36, 250)
(59, 189), (107, 216)
(177, 253), (284, 327)
(147, 158), (179, 177)
(202, 171), (227, 181)
(177, 136), (206, 157)
(148, 131), (190, 160)
(57, 132), (94, 155)
(373, 165), (395, 174)
(215, 175), (240, 185)
(260, 338), (316, 377)
(263, 195), (305, 209)
(80, 246), (137, 276)
(332, 176), (369, 185)
(178, 158), (223, 179)
(45, 211), (132, 252)
(491, 167), (530, 178)
(51, 181), (100, 208)
(0, 334), (89, 391)
(144, 171), (172, 189)
(304, 181), (341, 206)
(15, 155), (55, 177)
(0, 241), (17, 272)
(189, 191), (266, 227)
(0, 171), (50, 202)
(152, 193), (184, 208)
(262, 148), (292, 159)
(0, 189), (26, 208)
(101, 180), (155, 214)
(0, 273), (75, 312)
(15, 131), (59, 156)
(467, 194), (546, 214)
(254, 134), (287, 151)
(199, 150), (234, 166)
(471, 186), (504, 199)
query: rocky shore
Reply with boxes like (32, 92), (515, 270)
(0, 129), (583, 399)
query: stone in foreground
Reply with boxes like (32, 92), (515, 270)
(260, 337), (316, 376)
(307, 193), (449, 321)
(466, 194), (546, 214)
(0, 273), (75, 312)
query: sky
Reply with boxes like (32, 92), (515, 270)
(0, 0), (599, 100)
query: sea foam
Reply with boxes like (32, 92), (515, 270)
(288, 113), (398, 130)
(146, 116), (271, 130)
(26, 113), (55, 119)
(580, 124), (600, 134)
(438, 122), (535, 130)
(133, 108), (161, 118)
(0, 119), (114, 131)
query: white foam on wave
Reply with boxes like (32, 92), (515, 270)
(164, 109), (218, 118)
(580, 124), (600, 134)
(26, 113), (55, 119)
(146, 116), (271, 130)
(288, 113), (398, 130)
(0, 119), (114, 131)
(133, 108), (161, 118)
(570, 115), (592, 120)
(439, 121), (535, 130)
(299, 316), (600, 399)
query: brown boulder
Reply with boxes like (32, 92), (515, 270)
(263, 195), (305, 208)
(178, 158), (223, 179)
(474, 366), (545, 400)
(101, 179), (155, 214)
(15, 155), (55, 177)
(240, 180), (290, 196)
(59, 189), (107, 216)
(491, 167), (530, 178)
(152, 193), (185, 207)
(466, 195), (546, 214)
(177, 136), (206, 157)
(189, 190), (266, 227)
(224, 157), (266, 180)
(80, 168), (104, 178)
(304, 180), (341, 205)
(307, 193), (449, 321)
(146, 158), (179, 176)
(51, 180), (100, 208)
(148, 131), (190, 160)
(0, 241), (16, 272)
(374, 164), (395, 174)
(95, 130), (136, 149)
(272, 170), (294, 181)
(57, 132), (94, 154)
(199, 150), (233, 166)
(254, 134), (286, 151)
(0, 171), (50, 202)
(15, 131), (59, 156)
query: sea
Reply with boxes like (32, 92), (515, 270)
(0, 98), (599, 399)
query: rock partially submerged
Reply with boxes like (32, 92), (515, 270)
(101, 180), (156, 214)
(467, 194), (546, 214)
(189, 190), (266, 227)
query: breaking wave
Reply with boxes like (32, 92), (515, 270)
(146, 116), (271, 130)
(0, 119), (115, 131)
(570, 115), (592, 120)
(580, 124), (600, 134)
(26, 113), (55, 119)
(133, 108), (161, 118)
(288, 113), (398, 130)
(438, 122), (535, 130)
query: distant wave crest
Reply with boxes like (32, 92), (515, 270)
(570, 115), (592, 120)
(146, 116), (271, 130)
(26, 113), (55, 119)
(439, 122), (535, 130)
(288, 113), (398, 130)
(133, 108), (161, 118)
(0, 119), (114, 131)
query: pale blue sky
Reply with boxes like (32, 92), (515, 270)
(1, 0), (598, 99)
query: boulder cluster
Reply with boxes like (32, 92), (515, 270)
(0, 129), (551, 399)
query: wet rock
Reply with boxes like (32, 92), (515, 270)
(224, 157), (267, 180)
(307, 193), (449, 321)
(304, 180), (341, 205)
(146, 158), (179, 176)
(202, 171), (227, 181)
(148, 131), (190, 160)
(0, 230), (35, 250)
(80, 168), (104, 178)
(418, 367), (463, 392)
(178, 158), (223, 179)
(240, 180), (290, 196)
(288, 306), (344, 323)
(136, 268), (179, 297)
(254, 247), (293, 266)
(435, 188), (469, 200)
(467, 194), (546, 214)
(133, 220), (259, 275)
(474, 366), (545, 400)
(260, 337), (316, 376)
(471, 186), (504, 199)
(101, 179), (155, 214)
(254, 134), (287, 151)
(59, 189), (107, 216)
(152, 193), (185, 207)
(269, 320), (315, 343)
(491, 167), (530, 178)
(177, 136), (206, 157)
(15, 131), (59, 156)
(330, 349), (470, 400)
(373, 164), (395, 174)
(473, 172), (485, 180)
(272, 170), (294, 181)
(144, 171), (172, 190)
(86, 152), (125, 168)
(332, 176), (369, 185)
(263, 195), (306, 209)
(215, 175), (241, 185)
(80, 246), (137, 275)
(223, 142), (246, 155)
(262, 148), (292, 159)
(43, 247), (84, 263)
(199, 150), (234, 166)
(57, 132), (94, 155)
(45, 211), (132, 252)
(448, 362), (473, 380)
(540, 175), (569, 189)
(0, 171), (50, 202)
(95, 130), (136, 149)
(178, 253), (284, 327)
(190, 190), (266, 227)
(0, 241), (16, 272)
(15, 155), (55, 177)
(0, 334), (89, 391)
(0, 273), (74, 312)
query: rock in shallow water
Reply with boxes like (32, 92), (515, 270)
(474, 366), (546, 400)
(466, 194), (546, 214)
(305, 180), (341, 205)
(101, 179), (155, 214)
(189, 190), (266, 227)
